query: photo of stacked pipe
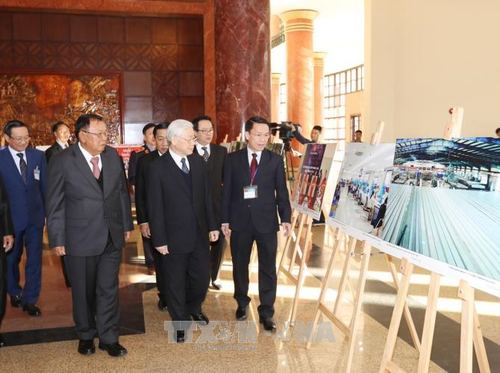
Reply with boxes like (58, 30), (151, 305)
(328, 143), (395, 236)
(382, 137), (500, 282)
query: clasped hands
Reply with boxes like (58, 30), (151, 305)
(221, 223), (292, 238)
(155, 230), (220, 256)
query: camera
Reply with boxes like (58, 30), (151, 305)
(270, 121), (298, 142)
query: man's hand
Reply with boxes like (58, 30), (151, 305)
(124, 231), (131, 241)
(156, 245), (169, 255)
(209, 230), (219, 242)
(53, 246), (66, 256)
(221, 223), (231, 237)
(3, 235), (14, 252)
(139, 223), (151, 238)
(282, 222), (292, 238)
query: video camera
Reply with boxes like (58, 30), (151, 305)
(270, 121), (299, 143)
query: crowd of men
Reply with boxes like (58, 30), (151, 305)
(0, 114), (292, 355)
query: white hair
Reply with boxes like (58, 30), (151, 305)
(167, 119), (193, 145)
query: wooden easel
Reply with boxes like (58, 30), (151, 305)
(379, 107), (491, 373)
(305, 122), (421, 372)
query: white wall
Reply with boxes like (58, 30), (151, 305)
(365, 0), (500, 142)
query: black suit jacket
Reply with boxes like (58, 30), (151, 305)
(0, 175), (14, 238)
(221, 148), (291, 234)
(147, 151), (217, 254)
(194, 144), (227, 222)
(135, 150), (160, 225)
(45, 142), (67, 164)
(46, 144), (134, 256)
(128, 145), (150, 185)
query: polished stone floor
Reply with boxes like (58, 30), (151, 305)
(0, 223), (499, 372)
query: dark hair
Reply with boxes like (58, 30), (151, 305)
(142, 122), (156, 135)
(4, 120), (29, 137)
(52, 121), (69, 133)
(75, 113), (103, 140)
(153, 122), (170, 137)
(312, 125), (322, 132)
(355, 130), (363, 134)
(496, 127), (500, 134)
(245, 116), (270, 132)
(192, 115), (212, 131)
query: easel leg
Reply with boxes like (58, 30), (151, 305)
(473, 306), (491, 373)
(459, 280), (475, 373)
(417, 272), (441, 373)
(333, 236), (357, 317)
(345, 242), (372, 373)
(379, 259), (414, 373)
(278, 212), (300, 274)
(288, 214), (307, 272)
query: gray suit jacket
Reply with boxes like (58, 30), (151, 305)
(46, 144), (134, 256)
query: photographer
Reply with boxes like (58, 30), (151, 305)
(291, 124), (322, 144)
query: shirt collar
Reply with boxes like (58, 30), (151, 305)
(8, 146), (25, 159)
(56, 140), (68, 148)
(78, 142), (100, 164)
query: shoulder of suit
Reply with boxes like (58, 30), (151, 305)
(27, 148), (44, 157)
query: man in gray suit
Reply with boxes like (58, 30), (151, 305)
(46, 114), (133, 357)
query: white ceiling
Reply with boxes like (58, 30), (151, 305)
(270, 0), (364, 74)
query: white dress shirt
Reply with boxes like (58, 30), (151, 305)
(8, 146), (27, 174)
(56, 140), (69, 149)
(169, 149), (190, 171)
(78, 142), (102, 172)
(195, 143), (211, 157)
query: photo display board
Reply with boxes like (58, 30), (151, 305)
(291, 143), (337, 220)
(376, 137), (500, 297)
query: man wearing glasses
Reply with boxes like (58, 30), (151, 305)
(192, 115), (227, 290)
(46, 114), (133, 357)
(0, 120), (46, 317)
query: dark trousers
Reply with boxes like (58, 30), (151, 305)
(0, 248), (6, 326)
(210, 233), (226, 282)
(150, 237), (167, 303)
(142, 235), (155, 268)
(231, 220), (277, 318)
(161, 231), (210, 324)
(65, 240), (121, 344)
(7, 226), (43, 304)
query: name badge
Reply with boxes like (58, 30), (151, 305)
(243, 185), (258, 199)
(34, 167), (40, 180)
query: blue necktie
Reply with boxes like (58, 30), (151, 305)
(181, 158), (189, 174)
(17, 153), (27, 184)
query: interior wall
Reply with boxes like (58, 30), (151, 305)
(345, 90), (364, 141)
(365, 0), (500, 142)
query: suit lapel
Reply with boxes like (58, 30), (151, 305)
(252, 149), (270, 185)
(1, 148), (24, 185)
(72, 145), (102, 195)
(164, 152), (191, 197)
(101, 148), (112, 197)
(26, 149), (35, 185)
(240, 149), (251, 185)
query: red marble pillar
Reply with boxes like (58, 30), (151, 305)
(281, 10), (318, 145)
(271, 73), (281, 123)
(314, 52), (327, 127)
(215, 0), (271, 142)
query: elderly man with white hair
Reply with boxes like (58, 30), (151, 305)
(147, 119), (219, 343)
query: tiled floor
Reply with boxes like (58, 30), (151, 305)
(0, 224), (499, 372)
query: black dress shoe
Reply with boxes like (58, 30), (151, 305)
(211, 280), (222, 290)
(0, 334), (5, 348)
(259, 316), (276, 331)
(236, 306), (248, 321)
(10, 295), (22, 308)
(191, 312), (209, 325)
(157, 299), (168, 311)
(78, 339), (95, 355)
(98, 342), (127, 357)
(176, 330), (185, 343)
(23, 304), (41, 316)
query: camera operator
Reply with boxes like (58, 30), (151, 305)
(291, 124), (322, 144)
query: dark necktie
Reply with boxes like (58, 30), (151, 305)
(17, 153), (27, 184)
(90, 156), (100, 179)
(181, 158), (189, 174)
(250, 153), (258, 183)
(202, 146), (209, 162)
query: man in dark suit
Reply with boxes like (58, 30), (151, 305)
(46, 114), (134, 357)
(128, 122), (156, 274)
(0, 175), (14, 348)
(221, 116), (292, 331)
(193, 115), (227, 290)
(0, 120), (46, 317)
(148, 119), (219, 343)
(45, 121), (71, 164)
(135, 122), (170, 311)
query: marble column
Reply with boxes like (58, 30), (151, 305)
(281, 10), (318, 143)
(314, 52), (327, 127)
(215, 0), (270, 142)
(271, 73), (281, 123)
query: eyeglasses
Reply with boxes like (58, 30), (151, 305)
(197, 128), (214, 134)
(82, 130), (108, 139)
(9, 135), (30, 143)
(176, 136), (197, 144)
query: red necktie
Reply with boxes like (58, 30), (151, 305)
(250, 153), (258, 183)
(90, 156), (100, 179)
